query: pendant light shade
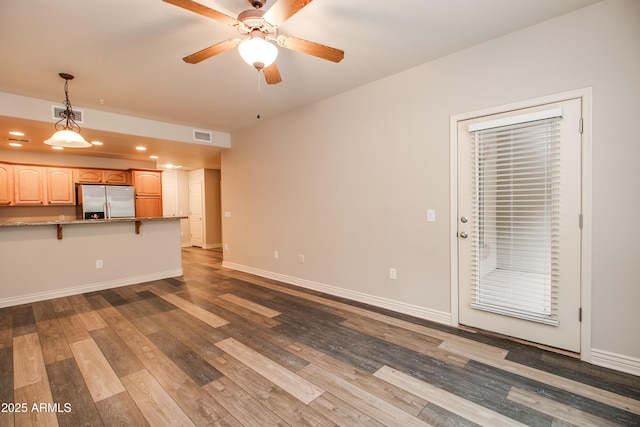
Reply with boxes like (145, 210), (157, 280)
(238, 30), (278, 70)
(45, 73), (91, 148)
(44, 129), (90, 148)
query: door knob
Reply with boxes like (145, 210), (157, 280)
(460, 231), (468, 239)
(460, 216), (468, 223)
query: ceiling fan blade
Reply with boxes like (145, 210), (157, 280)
(278, 35), (344, 63)
(263, 63), (282, 85)
(183, 38), (238, 64)
(163, 0), (237, 26)
(264, 0), (314, 26)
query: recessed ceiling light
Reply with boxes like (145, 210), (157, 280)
(91, 140), (103, 146)
(9, 131), (25, 136)
(136, 146), (146, 151)
(9, 142), (22, 147)
(52, 146), (64, 150)
(150, 155), (159, 159)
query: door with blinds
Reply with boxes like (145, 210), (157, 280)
(457, 98), (582, 353)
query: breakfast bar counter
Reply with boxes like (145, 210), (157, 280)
(0, 216), (187, 307)
(0, 216), (186, 239)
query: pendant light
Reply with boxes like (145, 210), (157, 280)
(44, 73), (91, 148)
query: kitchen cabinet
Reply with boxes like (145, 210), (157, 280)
(74, 168), (102, 183)
(131, 170), (162, 196)
(135, 197), (163, 218)
(0, 163), (14, 206)
(74, 168), (129, 184)
(14, 165), (45, 205)
(103, 169), (129, 184)
(46, 167), (75, 205)
(131, 169), (163, 217)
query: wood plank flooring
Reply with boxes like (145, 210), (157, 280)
(1, 246), (639, 426)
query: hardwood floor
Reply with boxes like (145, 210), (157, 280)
(2, 246), (639, 426)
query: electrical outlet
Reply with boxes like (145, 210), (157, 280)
(298, 254), (305, 264)
(274, 250), (279, 259)
(96, 260), (103, 269)
(427, 209), (436, 222)
(224, 243), (229, 251)
(389, 267), (397, 280)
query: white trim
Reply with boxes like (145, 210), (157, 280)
(450, 88), (593, 361)
(468, 108), (563, 132)
(222, 261), (451, 325)
(591, 349), (640, 377)
(0, 269), (183, 308)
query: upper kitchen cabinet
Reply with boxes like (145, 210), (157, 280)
(103, 169), (129, 184)
(13, 165), (75, 206)
(131, 169), (162, 196)
(74, 168), (102, 184)
(0, 163), (14, 206)
(74, 168), (130, 185)
(46, 167), (74, 205)
(14, 165), (45, 205)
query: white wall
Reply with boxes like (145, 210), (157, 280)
(222, 0), (640, 369)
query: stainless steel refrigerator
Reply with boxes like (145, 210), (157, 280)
(76, 184), (135, 219)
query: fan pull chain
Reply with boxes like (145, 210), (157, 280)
(256, 69), (262, 119)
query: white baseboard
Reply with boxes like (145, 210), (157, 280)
(222, 261), (451, 326)
(590, 349), (640, 377)
(0, 269), (183, 308)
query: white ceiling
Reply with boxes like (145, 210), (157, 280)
(0, 0), (600, 170)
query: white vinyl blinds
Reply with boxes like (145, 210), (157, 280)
(468, 109), (562, 326)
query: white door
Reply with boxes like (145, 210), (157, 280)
(189, 181), (203, 247)
(457, 98), (582, 353)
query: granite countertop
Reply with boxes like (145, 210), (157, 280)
(0, 216), (187, 227)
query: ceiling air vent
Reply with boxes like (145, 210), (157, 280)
(193, 130), (212, 143)
(52, 105), (84, 124)
(7, 137), (31, 143)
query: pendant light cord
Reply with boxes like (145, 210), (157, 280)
(56, 74), (82, 133)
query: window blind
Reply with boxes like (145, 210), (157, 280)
(469, 109), (562, 326)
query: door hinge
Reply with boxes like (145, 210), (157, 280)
(579, 307), (582, 322)
(579, 118), (584, 134)
(579, 213), (583, 229)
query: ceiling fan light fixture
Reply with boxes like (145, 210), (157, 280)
(45, 73), (91, 148)
(238, 32), (278, 70)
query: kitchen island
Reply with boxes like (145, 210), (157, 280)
(0, 216), (187, 307)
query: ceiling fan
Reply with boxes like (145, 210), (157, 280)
(164, 0), (345, 84)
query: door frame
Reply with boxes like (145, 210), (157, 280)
(449, 88), (593, 360)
